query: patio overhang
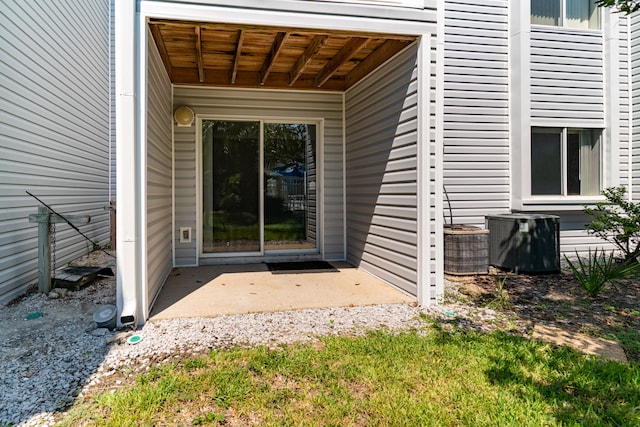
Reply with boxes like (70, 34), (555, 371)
(116, 0), (440, 326)
(148, 19), (419, 91)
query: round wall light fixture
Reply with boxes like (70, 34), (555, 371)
(174, 106), (195, 127)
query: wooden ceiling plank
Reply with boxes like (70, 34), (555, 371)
(316, 37), (368, 87)
(195, 26), (205, 83)
(289, 35), (328, 86)
(259, 31), (288, 85)
(149, 24), (173, 78)
(345, 40), (409, 87)
(172, 67), (346, 90)
(231, 29), (245, 84)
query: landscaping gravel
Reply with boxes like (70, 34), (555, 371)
(1, 247), (540, 426)
(1, 266), (497, 426)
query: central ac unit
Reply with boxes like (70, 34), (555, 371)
(485, 214), (560, 273)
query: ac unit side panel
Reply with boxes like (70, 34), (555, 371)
(487, 217), (519, 270)
(524, 218), (560, 273)
(486, 214), (560, 273)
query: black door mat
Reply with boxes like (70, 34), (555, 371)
(53, 266), (114, 290)
(266, 261), (338, 273)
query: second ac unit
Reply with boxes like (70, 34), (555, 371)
(485, 213), (560, 273)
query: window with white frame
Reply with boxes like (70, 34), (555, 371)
(531, 0), (600, 29)
(531, 128), (601, 196)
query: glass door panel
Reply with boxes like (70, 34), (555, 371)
(202, 120), (260, 253)
(264, 123), (317, 251)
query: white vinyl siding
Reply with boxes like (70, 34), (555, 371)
(556, 211), (615, 254)
(530, 27), (604, 125)
(154, 0), (438, 22)
(310, 0), (424, 7)
(0, 0), (110, 303)
(428, 32), (439, 303)
(146, 30), (173, 308)
(306, 130), (318, 246)
(632, 12), (640, 200)
(345, 44), (421, 297)
(527, 16), (627, 253)
(110, 0), (116, 202)
(173, 87), (344, 265)
(443, 0), (510, 227)
(619, 16), (631, 195)
(508, 3), (622, 254)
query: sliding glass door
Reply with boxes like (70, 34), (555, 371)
(264, 123), (316, 250)
(202, 119), (317, 255)
(202, 120), (260, 253)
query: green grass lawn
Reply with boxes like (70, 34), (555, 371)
(264, 219), (305, 242)
(59, 328), (640, 426)
(203, 211), (305, 243)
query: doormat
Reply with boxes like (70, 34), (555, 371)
(53, 266), (114, 290)
(266, 261), (338, 273)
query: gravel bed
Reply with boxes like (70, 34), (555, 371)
(0, 270), (502, 426)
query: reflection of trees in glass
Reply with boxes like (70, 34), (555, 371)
(202, 120), (260, 244)
(264, 124), (310, 219)
(264, 124), (308, 171)
(263, 124), (316, 246)
(202, 120), (317, 251)
(213, 121), (259, 224)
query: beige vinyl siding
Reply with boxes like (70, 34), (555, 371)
(146, 29), (173, 308)
(345, 44), (420, 296)
(172, 87), (344, 265)
(0, 0), (110, 303)
(443, 0), (510, 227)
(530, 27), (604, 125)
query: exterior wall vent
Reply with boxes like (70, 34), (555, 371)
(485, 214), (560, 273)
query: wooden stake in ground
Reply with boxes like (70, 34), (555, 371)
(29, 206), (90, 293)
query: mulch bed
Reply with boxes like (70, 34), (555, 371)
(446, 268), (640, 363)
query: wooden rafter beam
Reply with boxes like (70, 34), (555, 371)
(149, 24), (173, 78)
(316, 37), (368, 88)
(231, 29), (245, 84)
(171, 67), (347, 90)
(345, 40), (410, 88)
(260, 31), (288, 85)
(195, 26), (205, 83)
(289, 35), (328, 86)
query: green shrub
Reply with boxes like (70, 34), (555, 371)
(584, 186), (640, 262)
(565, 248), (640, 297)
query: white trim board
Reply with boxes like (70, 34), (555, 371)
(139, 1), (436, 35)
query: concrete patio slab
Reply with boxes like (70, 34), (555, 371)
(149, 262), (415, 320)
(533, 324), (628, 363)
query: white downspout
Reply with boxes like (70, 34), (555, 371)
(115, 0), (138, 326)
(417, 33), (432, 305)
(627, 15), (634, 199)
